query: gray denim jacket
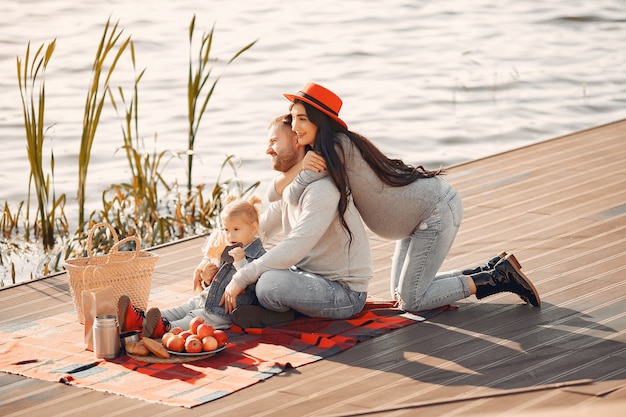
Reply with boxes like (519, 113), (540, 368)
(203, 237), (266, 318)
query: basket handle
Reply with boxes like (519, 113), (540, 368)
(81, 235), (142, 286)
(108, 236), (141, 262)
(87, 222), (119, 258)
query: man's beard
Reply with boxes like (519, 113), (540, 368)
(271, 149), (299, 173)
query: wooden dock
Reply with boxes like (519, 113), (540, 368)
(1, 119), (625, 416)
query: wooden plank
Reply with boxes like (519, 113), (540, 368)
(1, 119), (625, 416)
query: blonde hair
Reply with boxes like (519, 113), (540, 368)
(220, 195), (262, 225)
(268, 113), (292, 130)
(202, 195), (263, 259)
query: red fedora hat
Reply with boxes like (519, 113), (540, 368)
(283, 82), (348, 129)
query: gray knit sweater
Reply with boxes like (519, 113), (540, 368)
(232, 176), (372, 293)
(280, 133), (451, 240)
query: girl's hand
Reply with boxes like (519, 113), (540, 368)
(229, 247), (245, 263)
(193, 260), (218, 292)
(220, 280), (245, 313)
(302, 151), (326, 172)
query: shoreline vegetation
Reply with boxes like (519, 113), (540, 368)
(1, 16), (258, 287)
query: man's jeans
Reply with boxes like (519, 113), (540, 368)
(256, 268), (367, 319)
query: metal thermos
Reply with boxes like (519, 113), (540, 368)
(93, 314), (120, 359)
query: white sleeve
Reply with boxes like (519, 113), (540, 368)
(265, 177), (282, 202)
(259, 200), (283, 241)
(233, 258), (248, 271)
(233, 180), (339, 288)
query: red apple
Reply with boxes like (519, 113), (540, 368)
(166, 335), (185, 352)
(213, 330), (228, 347)
(170, 326), (184, 335)
(185, 337), (203, 353)
(189, 317), (206, 335)
(161, 332), (175, 347)
(179, 330), (193, 341)
(196, 323), (215, 339)
(202, 336), (218, 352)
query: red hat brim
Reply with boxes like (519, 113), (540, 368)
(284, 93), (348, 129)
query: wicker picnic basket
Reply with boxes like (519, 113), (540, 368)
(64, 222), (159, 324)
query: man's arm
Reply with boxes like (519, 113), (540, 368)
(259, 200), (282, 240)
(233, 179), (339, 288)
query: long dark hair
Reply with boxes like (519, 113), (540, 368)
(293, 99), (443, 238)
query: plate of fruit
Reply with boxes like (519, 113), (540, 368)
(125, 318), (229, 363)
(162, 317), (229, 356)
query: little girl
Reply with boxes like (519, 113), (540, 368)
(118, 195), (266, 337)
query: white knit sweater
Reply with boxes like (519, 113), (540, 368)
(232, 176), (372, 293)
(280, 133), (451, 240)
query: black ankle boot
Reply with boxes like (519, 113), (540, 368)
(462, 251), (510, 275)
(471, 254), (540, 307)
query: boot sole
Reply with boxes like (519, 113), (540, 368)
(503, 254), (541, 307)
(504, 253), (522, 270)
(497, 251), (522, 269)
(144, 308), (161, 338)
(118, 295), (131, 332)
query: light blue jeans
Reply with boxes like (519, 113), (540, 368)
(256, 268), (367, 319)
(390, 185), (470, 312)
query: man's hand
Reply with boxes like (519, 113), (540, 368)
(220, 280), (245, 313)
(193, 260), (218, 292)
(302, 150), (326, 172)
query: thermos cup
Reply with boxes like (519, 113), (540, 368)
(93, 314), (120, 359)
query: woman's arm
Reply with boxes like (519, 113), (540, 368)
(266, 161), (302, 202)
(275, 151), (328, 206)
(283, 169), (328, 205)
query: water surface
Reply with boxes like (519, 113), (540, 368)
(1, 0), (624, 281)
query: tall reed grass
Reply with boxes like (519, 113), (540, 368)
(1, 16), (258, 286)
(77, 19), (131, 230)
(186, 15), (257, 193)
(100, 37), (260, 252)
(16, 40), (67, 250)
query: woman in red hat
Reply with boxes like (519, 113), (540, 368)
(272, 82), (540, 313)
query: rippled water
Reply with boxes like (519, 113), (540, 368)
(1, 0), (625, 281)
